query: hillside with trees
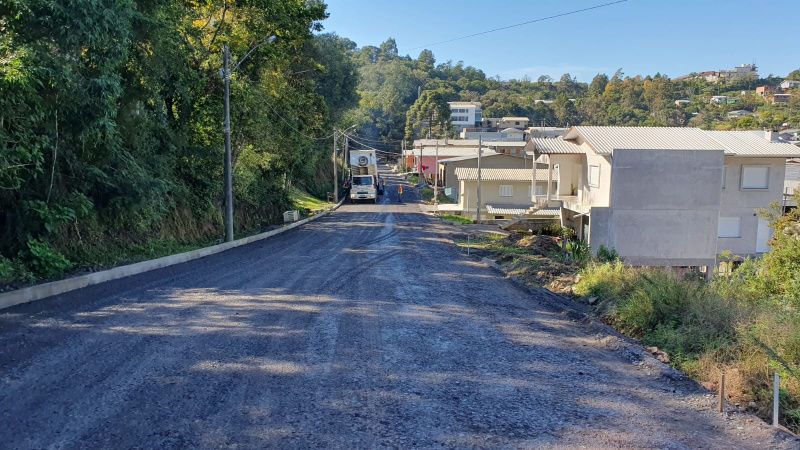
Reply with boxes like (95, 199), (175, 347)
(0, 1), (357, 285)
(1, 15), (798, 287)
(344, 38), (800, 146)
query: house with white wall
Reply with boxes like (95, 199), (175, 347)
(529, 126), (800, 270)
(448, 102), (482, 131)
(450, 168), (558, 221)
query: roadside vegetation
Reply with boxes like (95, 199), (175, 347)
(289, 188), (335, 217)
(0, 2), (357, 289)
(458, 196), (800, 432)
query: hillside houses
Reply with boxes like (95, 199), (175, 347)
(415, 126), (800, 272)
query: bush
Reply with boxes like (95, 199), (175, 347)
(0, 256), (13, 284)
(596, 245), (620, 263)
(23, 239), (72, 279)
(573, 261), (638, 302)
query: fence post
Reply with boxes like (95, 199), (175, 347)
(773, 372), (780, 427)
(718, 371), (725, 413)
(467, 234), (471, 255)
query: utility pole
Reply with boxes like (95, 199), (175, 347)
(476, 135), (482, 224)
(222, 44), (234, 242)
(220, 36), (275, 242)
(332, 130), (338, 202)
(434, 140), (439, 206)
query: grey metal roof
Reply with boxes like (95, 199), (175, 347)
(551, 126), (800, 158)
(455, 168), (555, 181)
(403, 148), (499, 157)
(439, 152), (522, 163)
(704, 131), (800, 158)
(530, 137), (584, 154)
(485, 205), (560, 216)
(566, 126), (723, 155)
(413, 139), (526, 148)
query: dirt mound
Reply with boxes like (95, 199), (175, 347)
(513, 234), (561, 255)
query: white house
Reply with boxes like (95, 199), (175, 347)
(528, 126), (800, 270)
(780, 80), (800, 90)
(448, 102), (482, 131)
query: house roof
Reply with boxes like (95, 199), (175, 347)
(533, 127), (800, 158)
(485, 205), (560, 217)
(704, 131), (800, 157)
(440, 152), (522, 164)
(565, 126), (722, 155)
(455, 168), (554, 181)
(500, 117), (529, 121)
(413, 139), (526, 148)
(406, 148), (500, 158)
(529, 137), (585, 154)
(500, 127), (524, 133)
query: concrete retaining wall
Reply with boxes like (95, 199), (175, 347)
(0, 201), (342, 311)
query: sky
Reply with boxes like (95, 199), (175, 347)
(320, 0), (800, 82)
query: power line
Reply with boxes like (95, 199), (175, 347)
(346, 133), (404, 144)
(344, 134), (401, 155)
(406, 0), (627, 51)
(263, 102), (337, 141)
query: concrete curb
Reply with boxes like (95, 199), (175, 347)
(0, 200), (344, 311)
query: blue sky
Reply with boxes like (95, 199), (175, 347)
(320, 0), (799, 81)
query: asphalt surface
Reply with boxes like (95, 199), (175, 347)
(1, 170), (797, 449)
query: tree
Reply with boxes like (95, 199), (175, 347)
(404, 90), (451, 143)
(378, 38), (398, 61)
(553, 93), (579, 126)
(589, 74), (609, 97)
(417, 49), (435, 71)
(787, 69), (800, 81)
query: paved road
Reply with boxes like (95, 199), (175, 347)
(0, 172), (796, 449)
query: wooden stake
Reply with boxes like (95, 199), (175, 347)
(718, 371), (725, 413)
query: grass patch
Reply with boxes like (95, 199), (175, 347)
(289, 187), (334, 216)
(440, 214), (473, 224)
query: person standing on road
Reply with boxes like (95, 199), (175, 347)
(397, 184), (404, 203)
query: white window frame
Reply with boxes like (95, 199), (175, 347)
(588, 164), (600, 188)
(499, 185), (514, 197)
(718, 217), (741, 238)
(740, 165), (769, 190)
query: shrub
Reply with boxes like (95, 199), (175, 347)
(0, 256), (13, 284)
(573, 261), (638, 302)
(596, 245), (620, 263)
(23, 239), (72, 279)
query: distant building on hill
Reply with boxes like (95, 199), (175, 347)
(679, 64), (758, 84)
(448, 102), (482, 131)
(780, 80), (800, 90)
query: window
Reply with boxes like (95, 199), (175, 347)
(722, 166), (727, 189)
(718, 217), (741, 238)
(740, 165), (769, 189)
(499, 185), (513, 197)
(588, 165), (600, 188)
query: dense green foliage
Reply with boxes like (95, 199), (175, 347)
(0, 0), (358, 285)
(574, 195), (800, 431)
(345, 38), (800, 148)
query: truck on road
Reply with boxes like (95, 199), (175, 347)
(349, 150), (384, 203)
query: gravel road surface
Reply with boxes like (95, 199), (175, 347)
(1, 171), (797, 449)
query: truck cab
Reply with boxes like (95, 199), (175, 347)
(350, 175), (377, 203)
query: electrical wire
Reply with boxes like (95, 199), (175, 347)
(344, 134), (401, 155)
(406, 0), (627, 51)
(263, 102), (337, 141)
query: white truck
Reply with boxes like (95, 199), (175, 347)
(348, 150), (384, 203)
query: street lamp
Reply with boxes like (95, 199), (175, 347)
(221, 35), (276, 242)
